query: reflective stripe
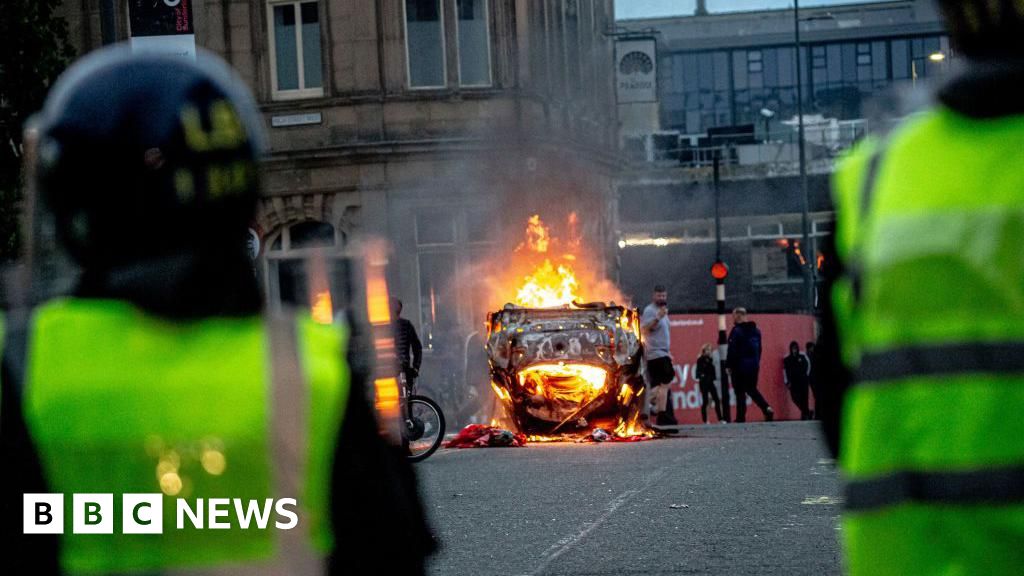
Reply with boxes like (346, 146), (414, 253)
(858, 343), (1024, 382)
(845, 466), (1024, 511)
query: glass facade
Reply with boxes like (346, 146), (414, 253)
(660, 34), (950, 135)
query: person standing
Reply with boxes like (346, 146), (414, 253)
(820, 1), (1024, 572)
(642, 285), (677, 426)
(0, 47), (434, 575)
(392, 297), (423, 390)
(695, 344), (724, 424)
(783, 341), (812, 420)
(726, 308), (774, 423)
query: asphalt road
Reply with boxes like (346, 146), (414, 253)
(416, 421), (842, 576)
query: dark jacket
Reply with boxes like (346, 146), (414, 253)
(727, 321), (762, 375)
(696, 354), (716, 384)
(784, 353), (810, 389)
(393, 317), (423, 371)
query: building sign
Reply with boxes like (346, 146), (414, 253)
(616, 38), (657, 104)
(128, 0), (196, 58)
(271, 113), (324, 128)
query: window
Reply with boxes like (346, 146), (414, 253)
(416, 209), (457, 245)
(268, 1), (323, 99)
(264, 221), (347, 315)
(752, 239), (806, 285)
(856, 43), (872, 66)
(456, 0), (491, 86)
(747, 50), (763, 73)
(405, 0), (446, 88)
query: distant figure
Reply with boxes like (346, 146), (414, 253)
(727, 308), (774, 423)
(642, 285), (677, 426)
(783, 341), (812, 420)
(696, 344), (724, 424)
(805, 340), (820, 419)
(391, 297), (423, 389)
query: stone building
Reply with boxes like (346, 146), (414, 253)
(61, 1), (620, 364)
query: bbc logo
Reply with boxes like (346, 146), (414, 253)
(24, 494), (163, 535)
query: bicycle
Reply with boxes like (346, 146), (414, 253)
(399, 370), (446, 462)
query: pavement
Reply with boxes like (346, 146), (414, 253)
(417, 421), (842, 576)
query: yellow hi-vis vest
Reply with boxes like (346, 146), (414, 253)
(21, 298), (349, 575)
(832, 107), (1024, 575)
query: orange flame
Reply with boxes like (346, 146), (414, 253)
(513, 215), (582, 308)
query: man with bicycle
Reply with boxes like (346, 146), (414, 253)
(392, 297), (423, 391)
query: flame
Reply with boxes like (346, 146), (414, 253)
(521, 214), (551, 253)
(515, 260), (581, 308)
(513, 215), (583, 308)
(517, 363), (607, 396)
(816, 252), (825, 270)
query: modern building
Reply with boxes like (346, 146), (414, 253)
(58, 0), (620, 363)
(614, 0), (950, 313)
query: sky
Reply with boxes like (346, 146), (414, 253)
(616, 0), (871, 21)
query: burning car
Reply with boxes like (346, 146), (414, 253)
(485, 302), (646, 436)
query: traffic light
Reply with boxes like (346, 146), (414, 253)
(711, 260), (729, 281)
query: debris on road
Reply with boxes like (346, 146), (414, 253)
(669, 504), (690, 509)
(444, 424), (528, 448)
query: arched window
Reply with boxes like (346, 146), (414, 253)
(263, 221), (348, 317)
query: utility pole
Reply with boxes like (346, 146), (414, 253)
(712, 152), (731, 422)
(794, 0), (815, 313)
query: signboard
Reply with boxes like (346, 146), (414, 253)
(128, 0), (196, 58)
(616, 38), (658, 104)
(271, 113), (324, 128)
(661, 314), (817, 424)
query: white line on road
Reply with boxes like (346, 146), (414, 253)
(520, 467), (670, 576)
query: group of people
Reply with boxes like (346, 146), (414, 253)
(782, 340), (821, 421)
(642, 287), (778, 425)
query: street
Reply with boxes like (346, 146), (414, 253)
(418, 421), (841, 576)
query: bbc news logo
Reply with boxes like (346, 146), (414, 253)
(24, 494), (298, 534)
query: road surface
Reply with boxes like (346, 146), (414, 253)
(418, 421), (842, 576)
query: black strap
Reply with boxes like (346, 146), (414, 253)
(849, 143), (889, 305)
(859, 342), (1024, 382)
(846, 466), (1024, 511)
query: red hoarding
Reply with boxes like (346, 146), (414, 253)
(662, 314), (817, 424)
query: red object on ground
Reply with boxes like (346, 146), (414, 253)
(445, 424), (527, 449)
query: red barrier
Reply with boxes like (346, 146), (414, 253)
(661, 314), (816, 424)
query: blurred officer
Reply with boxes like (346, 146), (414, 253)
(822, 1), (1024, 573)
(0, 46), (434, 574)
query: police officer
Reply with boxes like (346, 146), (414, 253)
(821, 1), (1024, 573)
(0, 46), (434, 574)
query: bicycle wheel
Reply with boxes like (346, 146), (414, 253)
(406, 395), (445, 462)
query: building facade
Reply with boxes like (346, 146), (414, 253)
(614, 0), (949, 313)
(61, 0), (620, 367)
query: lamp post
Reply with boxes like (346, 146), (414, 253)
(794, 0), (814, 313)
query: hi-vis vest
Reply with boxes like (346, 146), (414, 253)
(19, 298), (349, 575)
(832, 107), (1024, 575)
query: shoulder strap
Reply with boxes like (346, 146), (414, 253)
(170, 312), (326, 576)
(266, 311), (326, 575)
(850, 141), (891, 307)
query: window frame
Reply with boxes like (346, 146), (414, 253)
(403, 0), (449, 90)
(454, 0), (493, 87)
(266, 0), (325, 101)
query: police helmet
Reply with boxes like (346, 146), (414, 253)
(31, 45), (267, 270)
